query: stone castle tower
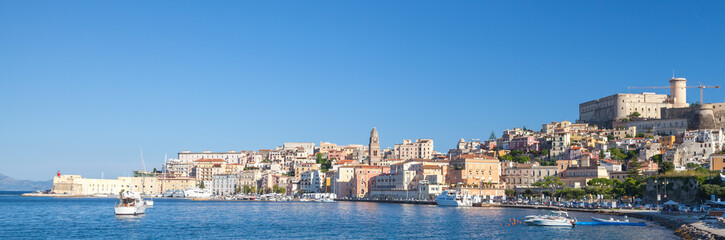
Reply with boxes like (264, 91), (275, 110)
(368, 127), (381, 165)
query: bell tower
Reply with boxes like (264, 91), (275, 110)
(368, 127), (381, 165)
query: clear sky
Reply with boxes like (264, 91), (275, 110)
(1, 1), (724, 181)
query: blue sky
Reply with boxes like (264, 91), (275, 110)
(1, 1), (724, 181)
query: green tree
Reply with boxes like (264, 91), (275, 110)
(513, 155), (530, 164)
(608, 148), (627, 160)
(524, 188), (534, 197)
(587, 178), (613, 187)
(627, 160), (643, 179)
(199, 180), (205, 189)
(498, 154), (513, 161)
(533, 176), (564, 194)
(152, 168), (158, 173)
(272, 184), (287, 194)
(658, 161), (674, 174)
(489, 131), (497, 140)
(630, 112), (641, 118)
(505, 189), (515, 197)
(699, 184), (725, 200)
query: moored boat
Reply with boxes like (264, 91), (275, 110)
(525, 211), (576, 227)
(435, 190), (472, 207)
(591, 216), (628, 223)
(144, 199), (154, 207)
(184, 187), (212, 198)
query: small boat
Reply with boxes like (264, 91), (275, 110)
(163, 190), (175, 198)
(144, 199), (154, 207)
(436, 190), (473, 207)
(526, 211), (576, 227)
(114, 190), (146, 215)
(591, 216), (628, 223)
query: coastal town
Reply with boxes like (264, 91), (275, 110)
(47, 77), (725, 212)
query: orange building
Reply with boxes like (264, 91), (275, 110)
(710, 155), (725, 171)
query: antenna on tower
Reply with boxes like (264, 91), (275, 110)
(672, 69), (675, 79)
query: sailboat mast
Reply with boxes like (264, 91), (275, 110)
(140, 148), (146, 195)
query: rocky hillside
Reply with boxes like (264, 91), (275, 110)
(0, 173), (52, 191)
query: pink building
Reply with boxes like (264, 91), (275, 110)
(328, 150), (346, 161)
(509, 136), (540, 152)
(333, 165), (384, 199)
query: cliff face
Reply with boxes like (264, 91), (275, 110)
(643, 177), (700, 205)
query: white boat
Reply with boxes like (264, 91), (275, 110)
(184, 188), (212, 198)
(591, 216), (628, 223)
(114, 190), (146, 215)
(435, 190), (473, 207)
(524, 214), (549, 224)
(526, 211), (576, 227)
(144, 199), (154, 207)
(171, 190), (185, 198)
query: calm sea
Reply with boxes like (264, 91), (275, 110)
(0, 192), (678, 239)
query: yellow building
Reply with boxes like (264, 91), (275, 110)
(659, 136), (676, 154)
(447, 154), (501, 186)
(193, 159), (227, 182)
(160, 177), (197, 191)
(294, 163), (320, 179)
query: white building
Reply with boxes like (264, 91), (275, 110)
(550, 133), (571, 159)
(211, 174), (238, 196)
(677, 129), (725, 164)
(299, 170), (323, 193)
(178, 150), (248, 164)
(281, 142), (316, 156)
(394, 139), (434, 160)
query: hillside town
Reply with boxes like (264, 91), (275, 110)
(51, 77), (725, 206)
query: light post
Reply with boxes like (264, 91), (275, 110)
(655, 179), (659, 211)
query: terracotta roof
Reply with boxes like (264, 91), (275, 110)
(600, 159), (621, 164)
(337, 160), (355, 165)
(458, 154), (496, 160)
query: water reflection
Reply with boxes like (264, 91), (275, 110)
(115, 214), (144, 221)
